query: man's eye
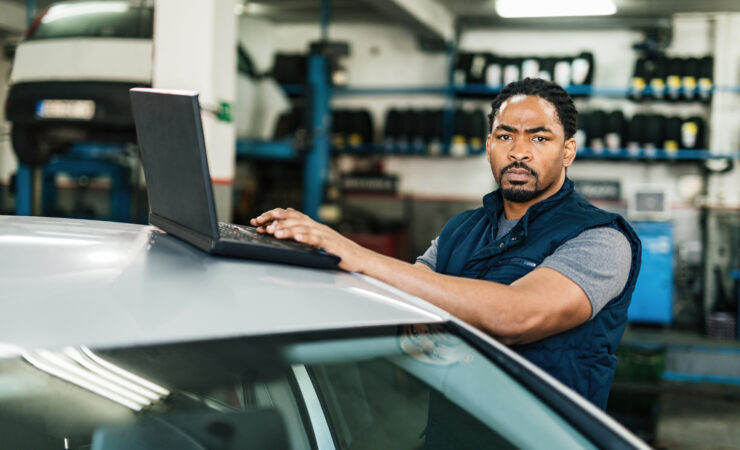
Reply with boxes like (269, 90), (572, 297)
(534, 136), (548, 143)
(497, 134), (511, 141)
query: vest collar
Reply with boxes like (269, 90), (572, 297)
(482, 177), (575, 230)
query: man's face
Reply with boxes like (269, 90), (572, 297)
(486, 95), (576, 203)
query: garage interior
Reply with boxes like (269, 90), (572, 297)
(1, 0), (740, 448)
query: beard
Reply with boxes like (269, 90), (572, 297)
(501, 184), (545, 202)
(499, 162), (543, 203)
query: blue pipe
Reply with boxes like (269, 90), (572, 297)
(15, 0), (36, 216)
(320, 0), (331, 41)
(26, 0), (35, 26)
(303, 55), (331, 220)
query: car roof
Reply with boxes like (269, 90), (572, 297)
(0, 216), (445, 354)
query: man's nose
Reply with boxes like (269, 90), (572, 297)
(509, 137), (532, 161)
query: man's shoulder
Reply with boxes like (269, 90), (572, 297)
(556, 189), (640, 238)
(564, 226), (631, 249)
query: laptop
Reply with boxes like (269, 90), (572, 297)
(129, 87), (340, 270)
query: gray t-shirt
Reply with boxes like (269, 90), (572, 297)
(416, 215), (632, 320)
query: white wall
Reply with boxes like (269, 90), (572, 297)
(707, 13), (740, 206)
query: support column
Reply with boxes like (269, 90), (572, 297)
(303, 55), (331, 220)
(153, 0), (237, 221)
(12, 0), (36, 216)
(708, 13), (740, 206)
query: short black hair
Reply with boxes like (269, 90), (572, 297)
(487, 78), (578, 140)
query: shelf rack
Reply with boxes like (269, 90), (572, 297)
(238, 140), (739, 161)
(576, 148), (740, 161)
(455, 84), (740, 98)
(279, 83), (740, 98)
(235, 11), (740, 220)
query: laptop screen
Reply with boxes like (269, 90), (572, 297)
(130, 88), (219, 239)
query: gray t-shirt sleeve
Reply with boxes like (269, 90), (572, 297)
(539, 227), (632, 320)
(416, 236), (439, 271)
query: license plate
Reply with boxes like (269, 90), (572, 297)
(36, 99), (96, 120)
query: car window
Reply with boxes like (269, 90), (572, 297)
(0, 325), (597, 449)
(27, 2), (153, 41)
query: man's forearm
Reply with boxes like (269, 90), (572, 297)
(251, 207), (591, 345)
(353, 248), (532, 342)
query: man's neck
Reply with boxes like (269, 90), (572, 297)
(502, 177), (566, 220)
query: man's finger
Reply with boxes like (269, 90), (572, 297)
(269, 217), (312, 232)
(294, 232), (322, 248)
(252, 213), (277, 227)
(274, 224), (316, 241)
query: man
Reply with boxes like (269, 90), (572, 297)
(251, 78), (641, 410)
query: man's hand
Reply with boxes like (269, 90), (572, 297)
(250, 208), (370, 272)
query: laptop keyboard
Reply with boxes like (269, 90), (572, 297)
(218, 223), (315, 251)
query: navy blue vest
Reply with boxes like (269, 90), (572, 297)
(436, 179), (641, 409)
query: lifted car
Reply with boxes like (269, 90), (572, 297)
(5, 0), (154, 165)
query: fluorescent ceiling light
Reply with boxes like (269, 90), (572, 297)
(496, 0), (617, 18)
(65, 348), (159, 401)
(23, 347), (169, 411)
(81, 346), (170, 397)
(24, 351), (144, 411)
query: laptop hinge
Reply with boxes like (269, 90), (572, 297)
(149, 213), (215, 253)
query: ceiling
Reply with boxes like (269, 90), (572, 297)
(446, 0), (740, 29)
(5, 0), (740, 37)
(240, 0), (740, 27)
(11, 0), (740, 24)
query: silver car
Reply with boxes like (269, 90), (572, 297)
(0, 216), (647, 449)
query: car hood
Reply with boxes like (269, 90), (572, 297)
(0, 216), (445, 355)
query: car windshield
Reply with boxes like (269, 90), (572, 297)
(27, 2), (153, 40)
(0, 324), (596, 449)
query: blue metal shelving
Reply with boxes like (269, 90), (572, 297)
(576, 148), (740, 161)
(454, 83), (740, 98)
(236, 139), (297, 160)
(238, 141), (737, 161)
(276, 83), (740, 98)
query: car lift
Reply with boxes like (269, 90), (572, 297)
(15, 143), (134, 222)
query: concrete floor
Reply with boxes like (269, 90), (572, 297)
(612, 327), (740, 449)
(655, 384), (740, 450)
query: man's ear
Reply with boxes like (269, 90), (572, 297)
(563, 137), (577, 167)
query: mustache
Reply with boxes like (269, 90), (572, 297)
(500, 162), (537, 178)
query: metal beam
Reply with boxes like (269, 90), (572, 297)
(363, 0), (455, 43)
(0, 1), (26, 34)
(459, 16), (673, 31)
